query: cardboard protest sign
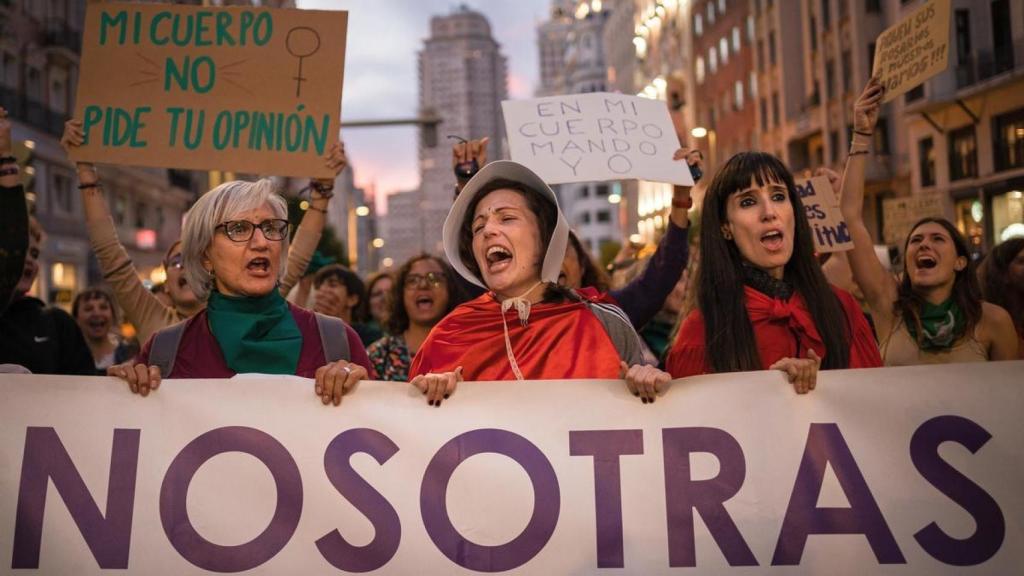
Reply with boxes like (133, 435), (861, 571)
(72, 2), (347, 178)
(872, 0), (951, 103)
(502, 93), (693, 186)
(794, 176), (852, 253)
(2, 362), (1023, 573)
(882, 192), (948, 245)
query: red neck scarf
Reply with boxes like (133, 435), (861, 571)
(410, 292), (622, 381)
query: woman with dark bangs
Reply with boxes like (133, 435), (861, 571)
(367, 254), (464, 381)
(664, 151), (882, 392)
(839, 79), (1018, 364)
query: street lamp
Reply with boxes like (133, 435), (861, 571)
(608, 192), (622, 204)
(372, 238), (385, 249)
(690, 126), (716, 170)
(355, 205), (370, 217)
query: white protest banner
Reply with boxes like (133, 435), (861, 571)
(872, 0), (951, 103)
(2, 362), (1022, 574)
(72, 2), (348, 178)
(882, 192), (948, 245)
(502, 93), (693, 186)
(794, 176), (853, 253)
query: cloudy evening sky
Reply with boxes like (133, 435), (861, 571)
(297, 0), (551, 211)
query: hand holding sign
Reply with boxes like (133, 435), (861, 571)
(794, 175), (852, 253)
(871, 0), (951, 102)
(502, 93), (693, 186)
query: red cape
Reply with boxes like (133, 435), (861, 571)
(410, 291), (623, 380)
(665, 285), (882, 377)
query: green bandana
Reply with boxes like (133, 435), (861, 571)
(907, 298), (964, 351)
(207, 290), (303, 374)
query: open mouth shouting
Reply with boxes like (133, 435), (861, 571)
(915, 254), (938, 270)
(485, 245), (513, 273)
(246, 257), (271, 276)
(414, 294), (435, 312)
(760, 229), (785, 252)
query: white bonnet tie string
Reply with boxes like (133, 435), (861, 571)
(497, 281), (544, 381)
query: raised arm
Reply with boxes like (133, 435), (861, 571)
(609, 149), (700, 328)
(452, 136), (489, 196)
(279, 140), (347, 296)
(839, 78), (897, 317)
(61, 119), (178, 343)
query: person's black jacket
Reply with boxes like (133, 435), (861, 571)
(0, 296), (96, 375)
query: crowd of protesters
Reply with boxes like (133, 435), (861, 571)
(1, 78), (1021, 404)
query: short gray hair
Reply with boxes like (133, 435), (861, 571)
(182, 179), (289, 301)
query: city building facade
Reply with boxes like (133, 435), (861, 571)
(408, 6), (508, 260)
(0, 0), (205, 309)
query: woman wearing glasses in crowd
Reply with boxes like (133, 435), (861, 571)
(839, 79), (1018, 364)
(60, 119), (347, 344)
(366, 255), (465, 381)
(108, 179), (372, 403)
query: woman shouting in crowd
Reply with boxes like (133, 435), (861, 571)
(366, 254), (465, 381)
(665, 151), (883, 392)
(839, 78), (1018, 364)
(407, 161), (671, 405)
(60, 119), (347, 344)
(108, 179), (372, 404)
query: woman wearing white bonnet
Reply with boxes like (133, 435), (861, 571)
(409, 161), (671, 405)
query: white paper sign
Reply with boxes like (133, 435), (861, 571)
(502, 93), (694, 186)
(2, 362), (1022, 574)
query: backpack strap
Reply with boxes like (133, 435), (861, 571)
(149, 320), (188, 378)
(316, 313), (351, 363)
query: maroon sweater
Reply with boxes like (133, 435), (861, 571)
(136, 304), (373, 379)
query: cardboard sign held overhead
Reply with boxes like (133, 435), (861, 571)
(872, 0), (951, 103)
(502, 93), (693, 186)
(72, 2), (347, 178)
(882, 192), (948, 245)
(794, 176), (853, 253)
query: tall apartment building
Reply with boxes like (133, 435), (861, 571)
(901, 0), (1024, 255)
(0, 0), (205, 310)
(536, 0), (624, 254)
(406, 6), (507, 261)
(383, 189), (423, 267)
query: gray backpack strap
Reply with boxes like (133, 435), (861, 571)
(316, 313), (351, 363)
(149, 321), (188, 377)
(587, 301), (648, 366)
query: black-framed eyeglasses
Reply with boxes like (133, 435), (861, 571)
(216, 219), (289, 242)
(165, 253), (184, 270)
(404, 272), (447, 289)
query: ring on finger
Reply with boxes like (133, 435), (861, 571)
(341, 365), (352, 375)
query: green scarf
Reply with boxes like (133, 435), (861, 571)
(207, 290), (303, 374)
(907, 298), (964, 351)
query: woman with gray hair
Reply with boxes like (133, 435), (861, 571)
(109, 179), (372, 405)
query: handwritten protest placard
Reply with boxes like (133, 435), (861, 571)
(882, 192), (948, 245)
(872, 0), (950, 103)
(794, 176), (852, 253)
(71, 2), (347, 178)
(502, 93), (693, 186)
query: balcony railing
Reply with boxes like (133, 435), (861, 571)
(955, 40), (1024, 90)
(0, 85), (66, 137)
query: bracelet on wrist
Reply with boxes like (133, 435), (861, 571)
(78, 182), (102, 190)
(0, 166), (18, 177)
(309, 181), (334, 199)
(0, 155), (17, 165)
(671, 196), (694, 210)
(306, 205), (328, 214)
(848, 149), (870, 157)
(853, 129), (873, 137)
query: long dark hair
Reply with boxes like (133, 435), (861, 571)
(698, 152), (851, 372)
(896, 217), (983, 344)
(979, 237), (1024, 335)
(387, 254), (465, 334)
(457, 178), (575, 303)
(567, 231), (611, 292)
